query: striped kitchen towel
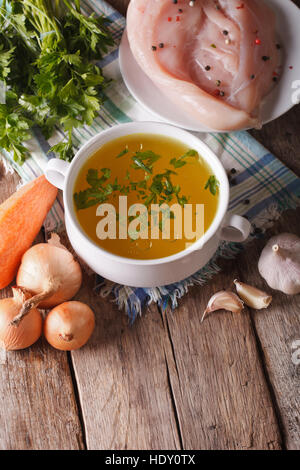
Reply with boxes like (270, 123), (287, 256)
(1, 0), (300, 321)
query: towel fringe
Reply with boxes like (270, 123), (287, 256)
(95, 199), (299, 321)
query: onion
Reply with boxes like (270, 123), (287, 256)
(12, 233), (82, 326)
(0, 288), (42, 350)
(44, 301), (95, 351)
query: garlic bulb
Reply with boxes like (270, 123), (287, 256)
(234, 280), (272, 309)
(258, 233), (300, 295)
(201, 291), (244, 323)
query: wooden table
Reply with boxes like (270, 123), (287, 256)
(0, 0), (299, 451)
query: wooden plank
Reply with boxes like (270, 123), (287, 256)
(0, 160), (84, 450)
(108, 0), (128, 15)
(162, 264), (282, 450)
(250, 0), (300, 176)
(71, 274), (181, 450)
(250, 105), (300, 178)
(235, 209), (300, 450)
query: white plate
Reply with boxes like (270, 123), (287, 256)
(119, 0), (300, 133)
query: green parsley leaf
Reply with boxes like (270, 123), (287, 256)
(170, 149), (198, 169)
(132, 157), (152, 174)
(0, 0), (114, 163)
(205, 176), (220, 196)
(116, 148), (129, 158)
(135, 150), (161, 164)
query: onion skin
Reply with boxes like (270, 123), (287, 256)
(0, 288), (42, 351)
(201, 291), (244, 323)
(234, 280), (272, 310)
(16, 234), (82, 310)
(44, 301), (95, 351)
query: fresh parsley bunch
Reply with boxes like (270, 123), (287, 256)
(0, 0), (113, 163)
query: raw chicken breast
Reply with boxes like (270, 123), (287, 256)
(127, 0), (279, 131)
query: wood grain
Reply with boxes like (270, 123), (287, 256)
(250, 106), (300, 178)
(0, 161), (84, 450)
(235, 209), (300, 450)
(109, 0), (128, 15)
(161, 267), (282, 450)
(71, 274), (181, 450)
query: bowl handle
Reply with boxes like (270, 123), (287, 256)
(220, 214), (252, 243)
(45, 158), (70, 190)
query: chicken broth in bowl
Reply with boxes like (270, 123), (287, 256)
(73, 134), (219, 260)
(45, 122), (251, 286)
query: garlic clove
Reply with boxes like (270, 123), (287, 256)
(201, 291), (244, 323)
(234, 280), (272, 310)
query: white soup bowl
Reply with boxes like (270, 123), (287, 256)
(45, 122), (251, 287)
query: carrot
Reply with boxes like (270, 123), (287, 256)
(0, 175), (58, 289)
